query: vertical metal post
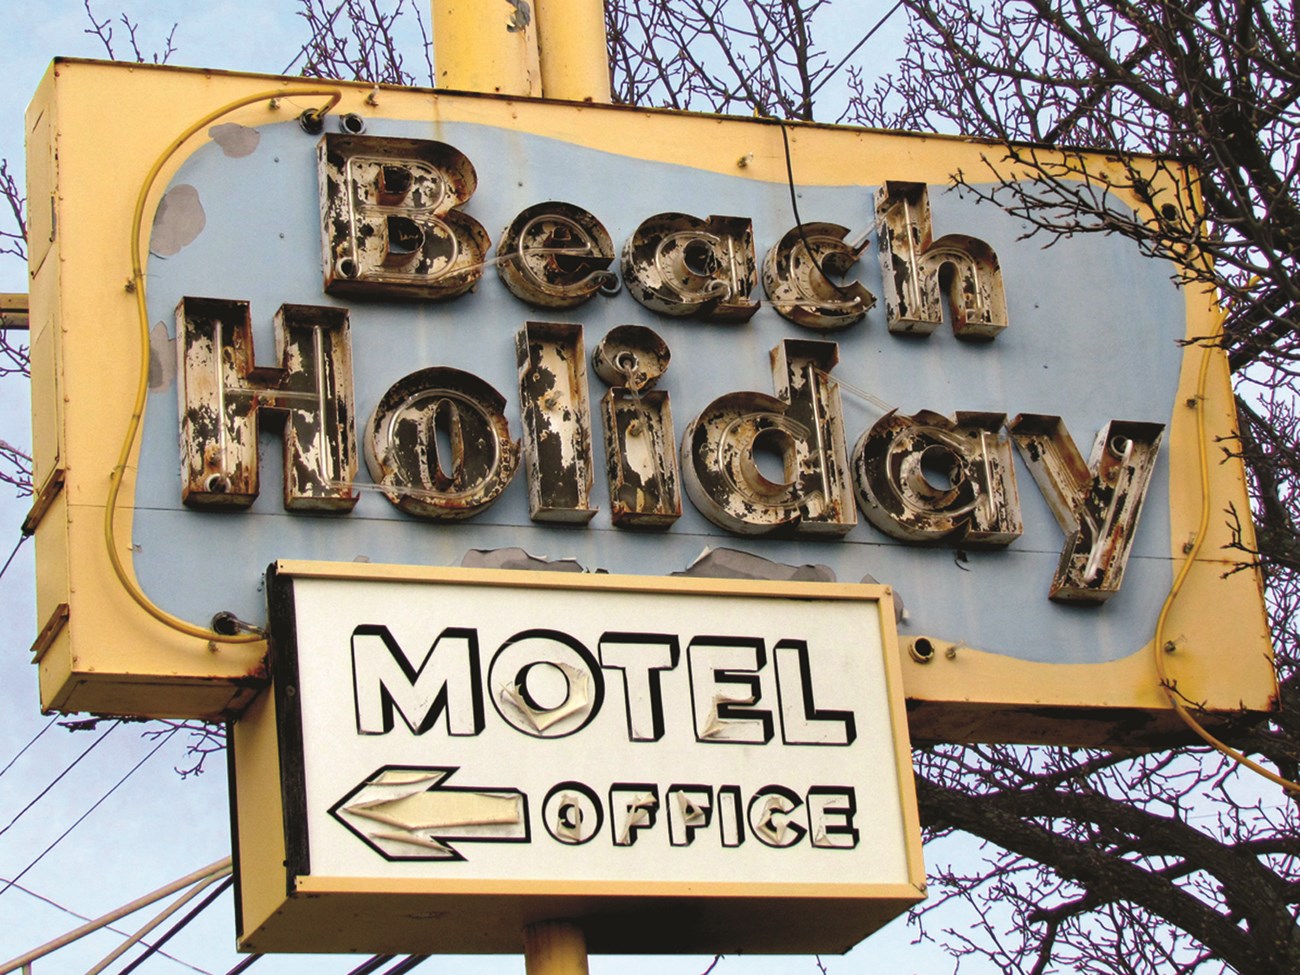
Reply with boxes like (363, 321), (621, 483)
(533, 0), (613, 102)
(431, 0), (541, 96)
(523, 920), (589, 975)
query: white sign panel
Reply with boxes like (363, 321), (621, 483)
(244, 561), (922, 952)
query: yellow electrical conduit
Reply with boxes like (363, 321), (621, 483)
(1153, 308), (1300, 795)
(107, 87), (343, 645)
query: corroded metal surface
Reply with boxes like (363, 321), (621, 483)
(852, 409), (1022, 545)
(875, 180), (1007, 340)
(682, 339), (856, 536)
(365, 366), (520, 519)
(593, 325), (681, 528)
(621, 212), (759, 322)
(318, 134), (490, 300)
(515, 321), (598, 523)
(761, 223), (875, 331)
(496, 201), (617, 308)
(177, 297), (358, 511)
(1011, 415), (1165, 603)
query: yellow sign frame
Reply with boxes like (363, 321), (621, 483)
(24, 59), (1275, 743)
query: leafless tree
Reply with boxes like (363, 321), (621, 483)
(81, 0), (177, 64)
(285, 0), (433, 87)
(0, 157), (30, 497)
(837, 3), (1300, 972)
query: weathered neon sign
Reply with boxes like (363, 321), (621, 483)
(175, 134), (1165, 605)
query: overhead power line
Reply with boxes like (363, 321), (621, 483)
(808, 0), (905, 100)
(0, 729), (177, 900)
(0, 721), (121, 838)
(0, 715), (58, 779)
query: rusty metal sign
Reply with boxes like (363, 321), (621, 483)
(24, 62), (1274, 746)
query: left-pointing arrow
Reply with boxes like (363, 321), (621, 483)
(329, 766), (530, 861)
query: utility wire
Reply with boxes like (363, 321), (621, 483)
(0, 728), (177, 899)
(0, 721), (121, 837)
(0, 715), (58, 778)
(808, 0), (905, 100)
(221, 956), (262, 975)
(113, 876), (234, 975)
(0, 532), (27, 583)
(381, 957), (429, 974)
(0, 880), (212, 975)
(345, 957), (397, 975)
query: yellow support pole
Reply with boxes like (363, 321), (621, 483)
(523, 920), (589, 975)
(431, 0), (541, 96)
(533, 0), (613, 103)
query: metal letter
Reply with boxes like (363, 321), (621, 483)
(683, 339), (857, 536)
(851, 409), (1023, 546)
(773, 639), (856, 746)
(622, 212), (759, 322)
(177, 297), (358, 511)
(542, 782), (602, 845)
(666, 786), (713, 847)
(609, 785), (659, 845)
(516, 322), (597, 523)
(688, 637), (773, 744)
(598, 631), (681, 742)
(1010, 415), (1164, 603)
(875, 180), (1007, 339)
(365, 367), (520, 520)
(319, 134), (490, 299)
(748, 785), (806, 847)
(496, 202), (617, 307)
(592, 325), (682, 528)
(488, 629), (605, 738)
(762, 223), (875, 330)
(351, 625), (485, 736)
(807, 787), (859, 849)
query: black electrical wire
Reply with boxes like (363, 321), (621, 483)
(807, 0), (905, 100)
(0, 720), (121, 837)
(0, 728), (176, 899)
(344, 956), (397, 975)
(777, 120), (859, 301)
(382, 957), (430, 974)
(221, 954), (262, 975)
(0, 714), (58, 778)
(0, 531), (27, 583)
(113, 875), (234, 975)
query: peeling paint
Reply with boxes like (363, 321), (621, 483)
(150, 184), (206, 258)
(505, 0), (532, 32)
(208, 123), (260, 158)
(682, 340), (855, 536)
(875, 180), (1006, 339)
(623, 213), (759, 322)
(673, 547), (836, 583)
(852, 410), (1022, 546)
(1011, 415), (1164, 603)
(319, 134), (489, 300)
(176, 297), (358, 511)
(497, 202), (616, 308)
(148, 320), (175, 390)
(593, 325), (681, 528)
(762, 223), (875, 330)
(515, 322), (597, 523)
(460, 547), (587, 572)
(365, 367), (520, 520)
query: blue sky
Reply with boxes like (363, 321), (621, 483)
(0, 4), (974, 974)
